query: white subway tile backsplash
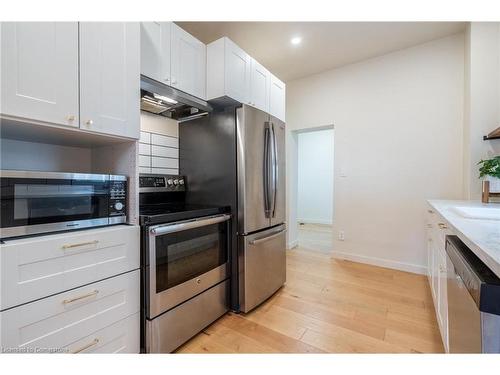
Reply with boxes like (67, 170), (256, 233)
(151, 167), (179, 175)
(140, 131), (151, 144)
(139, 131), (179, 176)
(139, 143), (151, 156)
(152, 156), (179, 169)
(151, 134), (178, 148)
(151, 145), (177, 158)
(138, 155), (151, 167)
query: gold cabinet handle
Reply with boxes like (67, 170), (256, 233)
(62, 240), (98, 250)
(71, 338), (100, 354)
(63, 290), (99, 305)
(438, 223), (448, 229)
(67, 115), (75, 122)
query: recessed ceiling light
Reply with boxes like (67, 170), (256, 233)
(291, 36), (302, 46)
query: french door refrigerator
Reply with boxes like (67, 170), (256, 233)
(179, 104), (286, 313)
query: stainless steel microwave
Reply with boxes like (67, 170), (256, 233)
(0, 170), (127, 239)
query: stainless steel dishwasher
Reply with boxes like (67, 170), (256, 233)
(446, 235), (500, 353)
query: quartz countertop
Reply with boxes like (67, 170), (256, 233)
(427, 199), (500, 278)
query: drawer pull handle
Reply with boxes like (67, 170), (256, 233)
(438, 223), (448, 229)
(62, 240), (99, 249)
(63, 290), (99, 305)
(427, 210), (434, 214)
(71, 338), (100, 354)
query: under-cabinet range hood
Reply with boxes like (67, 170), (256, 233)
(140, 75), (212, 122)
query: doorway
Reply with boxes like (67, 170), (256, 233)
(288, 126), (334, 253)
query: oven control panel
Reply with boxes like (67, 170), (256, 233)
(139, 174), (186, 192)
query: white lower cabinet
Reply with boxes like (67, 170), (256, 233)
(0, 270), (140, 353)
(426, 207), (449, 352)
(64, 313), (139, 354)
(0, 225), (139, 311)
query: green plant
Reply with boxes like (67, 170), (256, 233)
(478, 156), (500, 179)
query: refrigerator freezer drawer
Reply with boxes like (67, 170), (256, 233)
(239, 224), (286, 313)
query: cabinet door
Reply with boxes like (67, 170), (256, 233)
(140, 22), (171, 85)
(437, 246), (449, 351)
(1, 22), (79, 127)
(269, 74), (286, 122)
(171, 24), (206, 99)
(249, 58), (270, 112)
(79, 22), (140, 139)
(224, 38), (251, 104)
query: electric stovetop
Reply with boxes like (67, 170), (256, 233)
(138, 173), (230, 226)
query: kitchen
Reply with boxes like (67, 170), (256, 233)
(1, 8), (500, 368)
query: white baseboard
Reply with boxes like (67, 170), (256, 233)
(331, 250), (426, 275)
(287, 240), (299, 249)
(297, 218), (333, 225)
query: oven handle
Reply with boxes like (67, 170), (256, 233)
(149, 214), (231, 236)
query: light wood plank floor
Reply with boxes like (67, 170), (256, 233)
(298, 223), (333, 253)
(176, 248), (444, 353)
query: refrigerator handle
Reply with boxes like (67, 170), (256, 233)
(264, 122), (273, 218)
(271, 123), (278, 218)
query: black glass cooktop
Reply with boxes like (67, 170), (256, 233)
(139, 203), (229, 225)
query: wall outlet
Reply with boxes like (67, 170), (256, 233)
(338, 230), (345, 241)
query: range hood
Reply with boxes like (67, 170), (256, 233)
(140, 75), (212, 122)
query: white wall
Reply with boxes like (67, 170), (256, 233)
(0, 139), (92, 172)
(286, 34), (465, 274)
(297, 129), (334, 225)
(463, 23), (500, 199)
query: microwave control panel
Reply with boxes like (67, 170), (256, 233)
(109, 181), (127, 216)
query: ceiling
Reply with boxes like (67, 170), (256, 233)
(176, 22), (466, 82)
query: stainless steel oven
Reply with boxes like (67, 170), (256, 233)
(0, 170), (127, 239)
(145, 213), (231, 318)
(144, 213), (231, 352)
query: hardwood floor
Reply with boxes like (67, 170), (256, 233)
(297, 223), (333, 253)
(176, 247), (444, 353)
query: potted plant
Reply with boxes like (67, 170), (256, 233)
(478, 156), (500, 192)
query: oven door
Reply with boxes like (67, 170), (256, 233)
(0, 171), (111, 239)
(146, 214), (231, 319)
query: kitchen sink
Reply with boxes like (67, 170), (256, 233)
(453, 206), (500, 221)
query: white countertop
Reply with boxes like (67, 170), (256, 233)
(427, 199), (500, 277)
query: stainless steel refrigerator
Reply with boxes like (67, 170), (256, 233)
(179, 104), (286, 313)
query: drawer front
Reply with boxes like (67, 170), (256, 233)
(1, 225), (139, 310)
(429, 212), (451, 247)
(65, 313), (139, 354)
(1, 270), (140, 351)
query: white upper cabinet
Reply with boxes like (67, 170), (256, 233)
(207, 37), (251, 105)
(1, 22), (79, 127)
(140, 22), (171, 85)
(171, 23), (206, 99)
(207, 37), (285, 121)
(79, 22), (140, 139)
(269, 73), (286, 122)
(249, 58), (270, 112)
